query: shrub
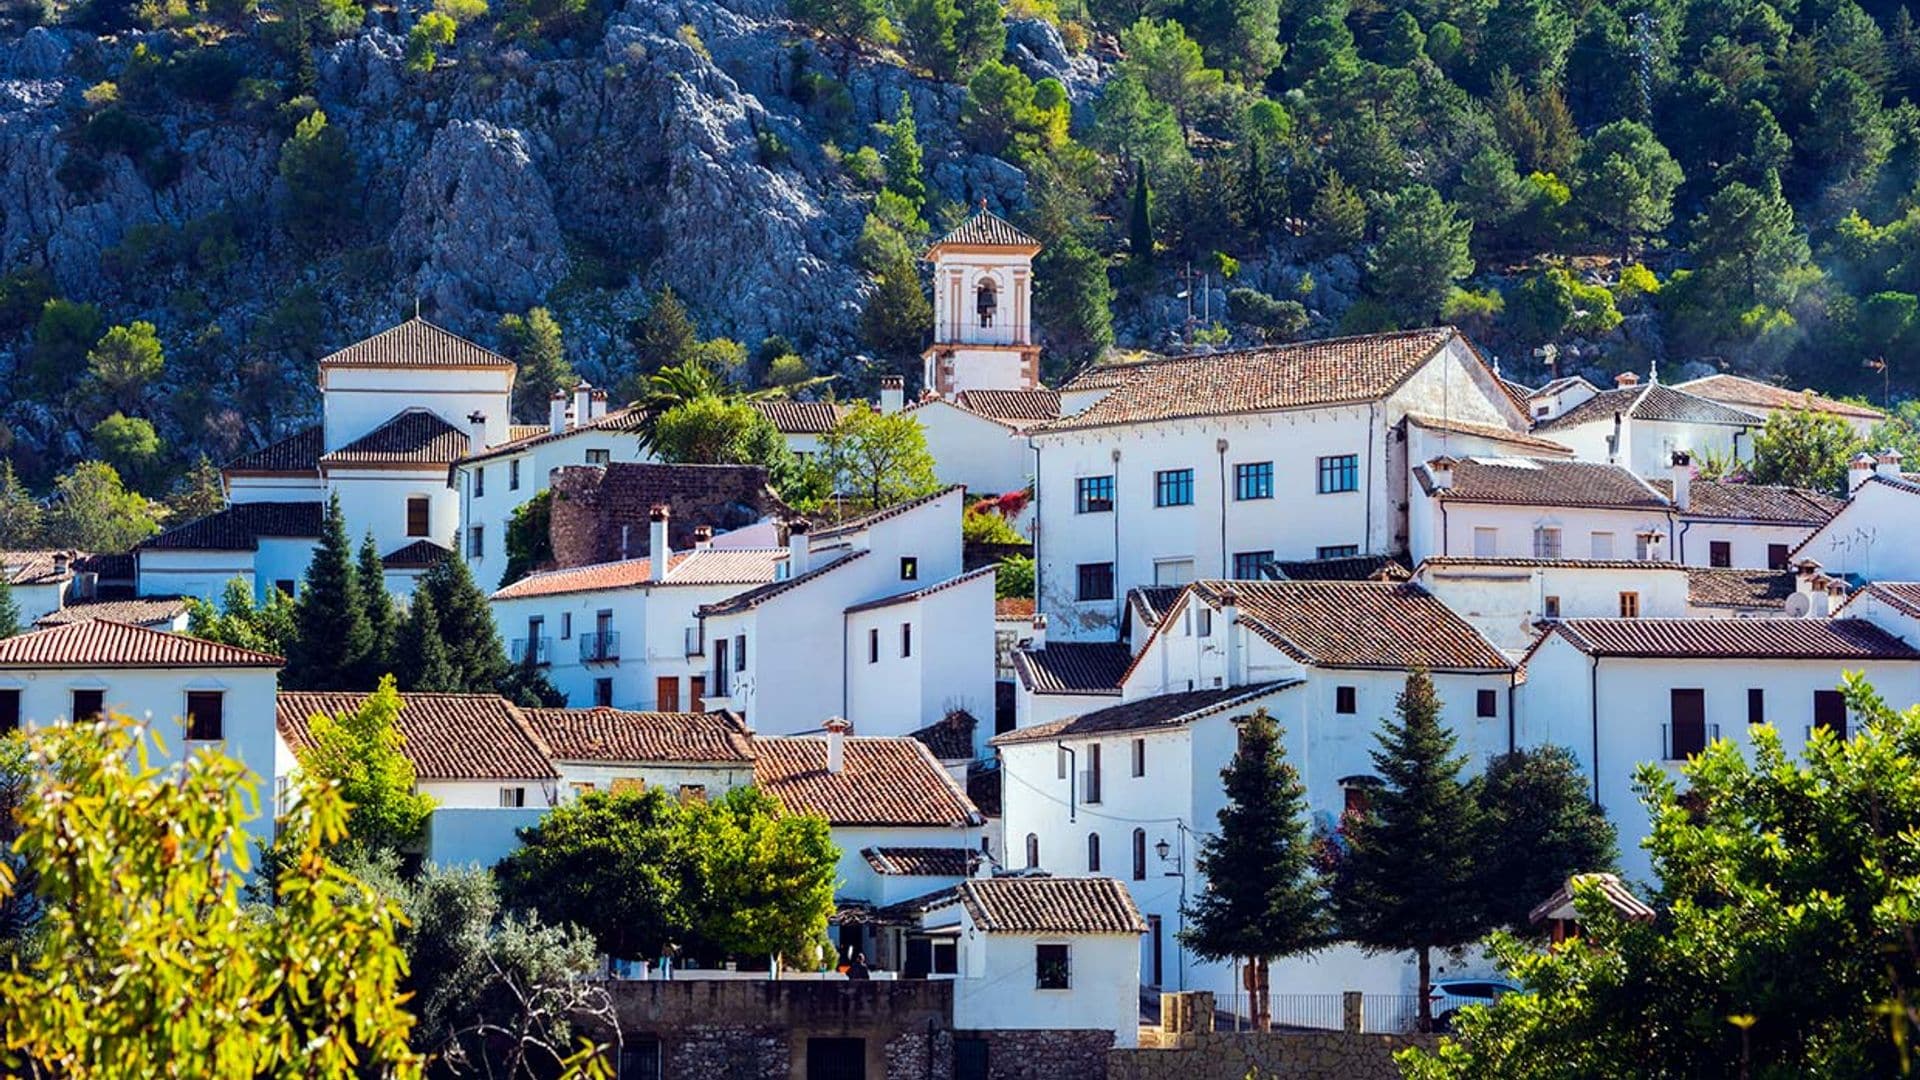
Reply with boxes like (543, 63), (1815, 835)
(432, 0), (487, 23)
(755, 129), (791, 167)
(844, 144), (883, 186)
(406, 11), (457, 71)
(676, 23), (710, 59)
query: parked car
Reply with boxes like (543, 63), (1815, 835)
(1429, 979), (1520, 1030)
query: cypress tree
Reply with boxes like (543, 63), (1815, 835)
(882, 93), (928, 212)
(1129, 162), (1154, 264)
(1181, 708), (1328, 1030)
(284, 495), (371, 690)
(1333, 670), (1484, 1031)
(0, 572), (19, 639)
(354, 531), (396, 688)
(395, 589), (456, 693)
(418, 548), (508, 693)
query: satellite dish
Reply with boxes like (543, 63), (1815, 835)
(1784, 593), (1812, 618)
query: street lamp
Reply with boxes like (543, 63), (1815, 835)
(1155, 838), (1171, 862)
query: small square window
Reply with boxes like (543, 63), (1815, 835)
(1768, 543), (1790, 570)
(1317, 454), (1359, 494)
(0, 689), (18, 734)
(1076, 562), (1115, 602)
(1619, 591), (1641, 618)
(1035, 944), (1071, 990)
(1543, 595), (1562, 619)
(1473, 527), (1498, 556)
(1232, 551), (1275, 580)
(585, 449), (611, 465)
(1709, 540), (1732, 568)
(900, 556), (919, 581)
(1234, 462), (1273, 500)
(1335, 686), (1356, 714)
(467, 525), (484, 558)
(500, 787), (527, 808)
(275, 579), (296, 598)
(1532, 526), (1563, 559)
(72, 689), (104, 722)
(1076, 476), (1114, 513)
(1590, 532), (1615, 559)
(185, 691), (223, 741)
(1155, 469), (1195, 507)
(1476, 689), (1497, 719)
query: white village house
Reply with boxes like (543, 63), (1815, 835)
(1531, 371), (1763, 477)
(1675, 372), (1885, 440)
(1789, 454), (1920, 582)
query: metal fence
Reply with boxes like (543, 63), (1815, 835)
(1212, 992), (1426, 1034)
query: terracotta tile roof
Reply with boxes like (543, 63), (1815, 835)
(1194, 579), (1515, 671)
(1851, 581), (1920, 619)
(1404, 412), (1572, 456)
(490, 548), (785, 600)
(276, 691), (559, 781)
(1531, 376), (1597, 399)
(909, 710), (977, 760)
(1272, 554), (1411, 582)
(223, 426), (323, 474)
(319, 409), (468, 468)
(2, 550), (76, 585)
(33, 596), (189, 629)
(521, 707), (754, 763)
(1685, 568), (1796, 610)
(931, 208), (1039, 249)
(1127, 586), (1186, 631)
(1037, 328), (1469, 433)
(1536, 383), (1762, 431)
(996, 597), (1036, 619)
(0, 620), (282, 668)
(1421, 557), (1682, 571)
(381, 539), (452, 570)
(1646, 479), (1842, 524)
(843, 565), (997, 613)
(1547, 617), (1920, 659)
(1675, 373), (1884, 420)
(1012, 642), (1131, 695)
(753, 736), (980, 826)
(318, 318), (514, 370)
(72, 551), (134, 580)
(1416, 456), (1668, 510)
(862, 847), (975, 877)
(695, 550), (869, 616)
(1528, 873), (1655, 925)
(952, 389), (1061, 426)
(462, 407), (648, 466)
(140, 501), (324, 551)
(992, 682), (1296, 746)
(950, 877), (1148, 934)
(812, 485), (962, 540)
(751, 400), (850, 434)
(666, 548), (791, 585)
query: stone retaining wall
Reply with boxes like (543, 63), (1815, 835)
(1108, 1031), (1440, 1080)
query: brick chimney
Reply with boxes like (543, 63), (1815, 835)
(1850, 452), (1877, 493)
(823, 715), (851, 774)
(787, 518), (811, 578)
(1615, 371), (1641, 388)
(549, 389), (569, 435)
(649, 504), (671, 582)
(879, 375), (905, 415)
(1877, 448), (1905, 479)
(467, 411), (488, 453)
(1668, 450), (1692, 511)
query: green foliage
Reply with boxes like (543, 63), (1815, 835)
(0, 574), (18, 640)
(44, 460), (159, 552)
(395, 587), (458, 692)
(880, 93), (927, 210)
(278, 108), (354, 248)
(406, 11), (457, 71)
(0, 268), (52, 336)
(186, 576), (297, 656)
(1575, 120), (1683, 257)
(86, 321), (165, 413)
(860, 247), (932, 363)
(1748, 406), (1865, 494)
(418, 546), (512, 695)
(0, 714), (424, 1077)
(1034, 232), (1115, 365)
(961, 61), (1044, 157)
(652, 396), (793, 475)
(433, 0), (488, 23)
(167, 453), (228, 523)
(1117, 18), (1224, 135)
(808, 406), (942, 509)
(790, 0), (885, 45)
(1128, 162), (1153, 263)
(1504, 268), (1622, 346)
(355, 532), (397, 687)
(285, 494), (373, 691)
(500, 307), (574, 423)
(628, 285), (699, 382)
(1472, 746), (1616, 933)
(29, 298), (104, 399)
(1688, 176), (1809, 308)
(899, 0), (960, 79)
(303, 675), (436, 857)
(501, 489), (554, 589)
(995, 553), (1034, 599)
(1089, 72), (1187, 182)
(1227, 287), (1307, 342)
(0, 461), (41, 549)
(1307, 173), (1366, 258)
(962, 505), (1026, 544)
(89, 412), (161, 491)
(1369, 185), (1473, 325)
(688, 787), (839, 961)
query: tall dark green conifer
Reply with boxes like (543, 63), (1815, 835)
(1182, 708), (1327, 1030)
(284, 495), (371, 690)
(1129, 162), (1154, 264)
(0, 572), (19, 639)
(395, 588), (456, 692)
(418, 548), (508, 694)
(354, 531), (396, 687)
(1333, 670), (1484, 1031)
(1474, 746), (1617, 932)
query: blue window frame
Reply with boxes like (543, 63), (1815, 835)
(1076, 475), (1114, 513)
(1155, 469), (1194, 507)
(1317, 545), (1359, 559)
(1318, 454), (1359, 494)
(1235, 462), (1273, 500)
(1232, 551), (1275, 579)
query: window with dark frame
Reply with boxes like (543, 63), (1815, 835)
(473, 466), (484, 498)
(734, 633), (746, 671)
(1768, 543), (1791, 570)
(868, 627), (880, 663)
(0, 689), (16, 733)
(275, 579), (296, 598)
(900, 556), (918, 581)
(1035, 944), (1071, 989)
(901, 623), (912, 658)
(1476, 689), (1497, 719)
(1155, 468), (1195, 507)
(1709, 540), (1732, 568)
(594, 678), (613, 707)
(1025, 833), (1039, 868)
(185, 691), (224, 741)
(1076, 562), (1115, 602)
(72, 689), (103, 722)
(1132, 828), (1147, 880)
(468, 525), (484, 558)
(499, 787), (527, 808)
(1619, 591), (1641, 617)
(406, 496), (431, 538)
(1748, 688), (1765, 724)
(1131, 737), (1145, 777)
(1232, 551), (1275, 579)
(1085, 744), (1102, 803)
(1335, 686), (1356, 714)
(1669, 688), (1706, 759)
(1075, 475), (1114, 513)
(1318, 454), (1359, 494)
(1814, 689), (1848, 739)
(509, 458), (521, 491)
(585, 449), (610, 465)
(561, 613), (572, 640)
(1316, 545), (1359, 559)
(1086, 833), (1100, 872)
(1543, 595), (1562, 619)
(1235, 461), (1274, 500)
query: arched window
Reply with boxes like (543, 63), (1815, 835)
(975, 279), (998, 328)
(1132, 829), (1148, 881)
(1025, 833), (1040, 869)
(1087, 833), (1101, 872)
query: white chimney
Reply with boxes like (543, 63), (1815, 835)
(1426, 456), (1456, 491)
(590, 388), (609, 421)
(787, 518), (811, 578)
(1027, 612), (1048, 651)
(693, 525), (714, 550)
(1877, 448), (1905, 479)
(549, 390), (569, 435)
(1637, 530), (1665, 562)
(1795, 559), (1822, 595)
(1615, 371), (1641, 388)
(823, 715), (851, 774)
(1808, 577), (1834, 618)
(1850, 452), (1878, 493)
(879, 375), (905, 415)
(649, 504), (671, 582)
(1219, 589), (1242, 687)
(52, 552), (70, 578)
(1822, 577), (1848, 617)
(467, 411), (489, 453)
(574, 381), (594, 429)
(1669, 450), (1692, 511)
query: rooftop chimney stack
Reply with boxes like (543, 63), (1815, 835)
(51, 552), (69, 578)
(1669, 450), (1693, 511)
(590, 389), (608, 421)
(879, 375), (905, 415)
(1851, 452), (1878, 493)
(823, 716), (851, 774)
(649, 504), (671, 582)
(787, 518), (811, 579)
(1877, 448), (1905, 479)
(1027, 612), (1048, 651)
(467, 411), (489, 453)
(574, 382), (594, 431)
(1615, 371), (1641, 388)
(693, 525), (714, 550)
(1637, 530), (1665, 562)
(1426, 456), (1457, 491)
(1219, 588), (1243, 687)
(1808, 577), (1835, 618)
(549, 390), (569, 435)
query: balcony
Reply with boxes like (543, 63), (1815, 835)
(1660, 721), (1718, 762)
(580, 631), (620, 664)
(684, 625), (704, 657)
(510, 636), (552, 667)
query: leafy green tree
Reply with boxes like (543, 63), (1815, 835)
(860, 248), (932, 364)
(1088, 72), (1187, 181)
(1035, 233), (1115, 366)
(1182, 709), (1328, 1031)
(185, 576), (297, 655)
(629, 285), (699, 383)
(285, 494), (372, 691)
(810, 407), (942, 509)
(90, 412), (162, 491)
(405, 10), (456, 71)
(1482, 0), (1572, 89)
(1227, 288), (1308, 342)
(26, 298), (103, 398)
(501, 308), (574, 423)
(0, 572), (19, 639)
(302, 675), (436, 857)
(880, 93), (928, 210)
(1688, 175), (1809, 308)
(418, 545), (511, 694)
(1118, 18), (1225, 137)
(1378, 9), (1425, 65)
(87, 321), (165, 413)
(1401, 674), (1920, 1077)
(501, 489), (554, 588)
(45, 461), (160, 552)
(395, 587), (458, 692)
(1458, 147), (1528, 251)
(1473, 746), (1616, 932)
(355, 531), (397, 685)
(961, 61), (1042, 156)
(1748, 406), (1865, 493)
(689, 787), (838, 963)
(1334, 670), (1485, 1032)
(652, 396), (790, 470)
(0, 459), (43, 548)
(278, 108), (354, 248)
(1369, 185), (1473, 325)
(1187, 0), (1281, 83)
(900, 0), (960, 79)
(0, 714), (424, 1077)
(1575, 121), (1683, 259)
(168, 454), (228, 523)
(1308, 172), (1367, 257)
(996, 553), (1034, 599)
(953, 0), (1005, 77)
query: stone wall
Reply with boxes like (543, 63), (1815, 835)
(959, 1028), (1114, 1079)
(548, 463), (790, 568)
(1107, 1031), (1440, 1080)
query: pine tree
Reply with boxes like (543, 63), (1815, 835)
(418, 548), (508, 694)
(395, 588), (457, 692)
(882, 93), (928, 211)
(630, 286), (698, 380)
(859, 250), (932, 365)
(0, 460), (42, 549)
(501, 308), (574, 423)
(1129, 162), (1154, 264)
(354, 532), (396, 687)
(284, 495), (371, 691)
(1474, 746), (1617, 932)
(1181, 708), (1328, 1031)
(0, 572), (19, 639)
(1333, 670), (1485, 1032)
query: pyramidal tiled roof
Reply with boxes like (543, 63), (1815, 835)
(319, 409), (468, 467)
(318, 318), (514, 370)
(223, 426), (323, 474)
(0, 620), (283, 668)
(931, 207), (1039, 249)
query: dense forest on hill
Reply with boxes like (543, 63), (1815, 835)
(0, 0), (1918, 519)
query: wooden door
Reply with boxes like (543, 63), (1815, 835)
(655, 676), (678, 712)
(690, 675), (706, 712)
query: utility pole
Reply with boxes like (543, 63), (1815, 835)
(1632, 12), (1656, 122)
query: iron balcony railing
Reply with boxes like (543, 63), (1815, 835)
(510, 636), (552, 667)
(1661, 721), (1718, 761)
(580, 631), (620, 664)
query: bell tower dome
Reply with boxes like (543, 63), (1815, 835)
(921, 204), (1043, 397)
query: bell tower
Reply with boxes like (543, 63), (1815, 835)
(921, 204), (1043, 397)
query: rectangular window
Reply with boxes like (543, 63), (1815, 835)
(1473, 527), (1498, 557)
(901, 623), (912, 658)
(185, 691), (223, 741)
(620, 1039), (662, 1080)
(1196, 608), (1212, 637)
(1768, 543), (1791, 570)
(900, 556), (918, 581)
(509, 458), (521, 491)
(275, 579), (296, 598)
(1543, 595), (1562, 619)
(733, 633), (746, 672)
(1335, 686), (1356, 714)
(1035, 944), (1071, 990)
(594, 678), (613, 707)
(1476, 689), (1497, 719)
(560, 613), (572, 640)
(72, 689), (103, 722)
(1155, 468), (1194, 507)
(1317, 454), (1360, 494)
(690, 675), (706, 712)
(1590, 532), (1615, 559)
(585, 449), (610, 466)
(406, 497), (431, 538)
(1748, 688), (1765, 725)
(1532, 526), (1563, 559)
(1317, 545), (1360, 560)
(1131, 737), (1145, 777)
(1232, 551), (1275, 580)
(1132, 829), (1148, 880)
(473, 466), (484, 498)
(1619, 591), (1641, 618)
(1710, 540), (1732, 568)
(1814, 689), (1848, 739)
(467, 525), (484, 558)
(500, 787), (527, 808)
(1057, 745), (1068, 780)
(0, 689), (17, 733)
(1076, 562), (1115, 602)
(1669, 688), (1706, 759)
(712, 638), (729, 696)
(869, 627), (880, 663)
(1235, 461), (1274, 500)
(1075, 475), (1114, 513)
(1085, 744), (1102, 803)
(678, 784), (707, 803)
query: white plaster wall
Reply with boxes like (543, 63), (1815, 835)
(1415, 563), (1690, 651)
(420, 777), (561, 810)
(225, 473), (324, 504)
(912, 404), (1034, 496)
(136, 549), (256, 604)
(425, 806), (549, 869)
(320, 366), (512, 452)
(1626, 419), (1753, 476)
(1014, 686), (1118, 730)
(255, 538), (321, 600)
(327, 469), (457, 559)
(1414, 495), (1674, 565)
(946, 928), (1141, 1044)
(930, 250), (1034, 347)
(8, 581), (65, 625)
(1676, 520), (1816, 569)
(830, 823), (983, 903)
(1795, 482), (1920, 581)
(551, 761), (754, 798)
(846, 573), (997, 748)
